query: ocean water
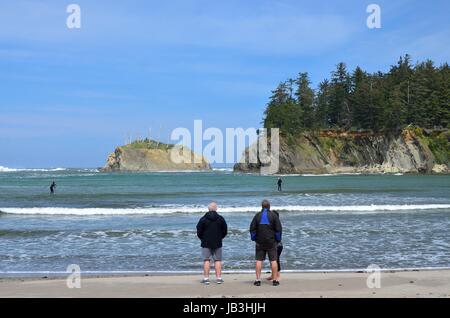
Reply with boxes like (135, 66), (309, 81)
(0, 168), (449, 275)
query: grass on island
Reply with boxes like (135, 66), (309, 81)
(123, 138), (174, 150)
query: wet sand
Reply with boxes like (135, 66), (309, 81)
(1, 270), (449, 298)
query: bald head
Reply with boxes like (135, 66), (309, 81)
(208, 202), (217, 212)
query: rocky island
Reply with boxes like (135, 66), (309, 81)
(101, 139), (211, 172)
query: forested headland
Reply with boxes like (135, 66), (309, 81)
(234, 55), (449, 174)
(263, 55), (449, 134)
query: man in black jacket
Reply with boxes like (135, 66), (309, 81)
(196, 202), (228, 285)
(250, 199), (282, 286)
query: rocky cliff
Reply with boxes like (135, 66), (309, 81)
(234, 128), (449, 174)
(101, 140), (211, 172)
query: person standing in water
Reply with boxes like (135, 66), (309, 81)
(196, 202), (228, 285)
(266, 210), (283, 282)
(277, 178), (282, 191)
(50, 181), (56, 194)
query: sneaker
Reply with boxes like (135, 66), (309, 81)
(272, 280), (280, 286)
(254, 280), (261, 286)
(201, 278), (210, 285)
(216, 278), (224, 284)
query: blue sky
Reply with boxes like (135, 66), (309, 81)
(0, 0), (449, 168)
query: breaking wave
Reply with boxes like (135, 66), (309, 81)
(1, 204), (449, 215)
(0, 166), (67, 172)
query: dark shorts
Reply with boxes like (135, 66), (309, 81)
(255, 243), (278, 262)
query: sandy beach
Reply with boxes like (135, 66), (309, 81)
(1, 270), (449, 298)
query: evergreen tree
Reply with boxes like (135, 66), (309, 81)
(350, 66), (371, 129)
(315, 80), (331, 128)
(410, 60), (439, 128)
(263, 55), (448, 133)
(435, 63), (450, 128)
(295, 72), (315, 129)
(329, 62), (351, 128)
(385, 86), (407, 130)
(387, 55), (413, 125)
(263, 82), (301, 135)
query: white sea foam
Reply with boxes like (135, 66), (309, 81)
(212, 168), (234, 172)
(0, 166), (67, 172)
(0, 167), (101, 173)
(1, 204), (449, 215)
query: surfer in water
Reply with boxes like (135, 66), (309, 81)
(50, 181), (56, 194)
(277, 178), (282, 192)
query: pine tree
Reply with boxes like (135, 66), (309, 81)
(435, 63), (450, 128)
(410, 60), (439, 128)
(350, 66), (371, 129)
(315, 80), (331, 128)
(263, 82), (301, 135)
(387, 55), (413, 126)
(295, 72), (315, 129)
(368, 72), (387, 131)
(385, 86), (407, 130)
(329, 62), (351, 129)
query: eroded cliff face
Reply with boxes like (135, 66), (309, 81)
(101, 143), (211, 172)
(234, 129), (449, 174)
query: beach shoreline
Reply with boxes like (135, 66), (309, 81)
(1, 269), (449, 298)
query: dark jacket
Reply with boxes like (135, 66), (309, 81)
(250, 209), (282, 247)
(196, 211), (228, 249)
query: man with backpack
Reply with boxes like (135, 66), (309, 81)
(250, 199), (282, 286)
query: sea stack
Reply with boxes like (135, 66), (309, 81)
(101, 139), (211, 172)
